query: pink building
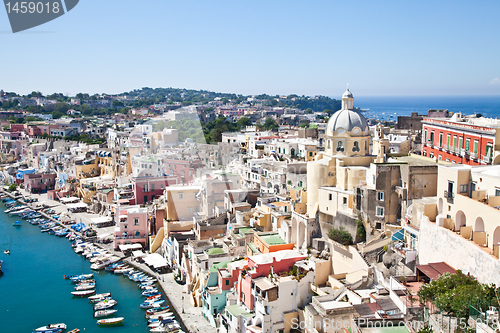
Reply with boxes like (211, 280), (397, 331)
(114, 205), (149, 249)
(237, 250), (306, 310)
(164, 159), (195, 184)
(132, 175), (179, 205)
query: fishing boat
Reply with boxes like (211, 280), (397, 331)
(145, 305), (169, 315)
(90, 296), (112, 303)
(148, 318), (175, 328)
(94, 299), (117, 310)
(88, 292), (111, 301)
(75, 284), (95, 291)
(96, 317), (124, 326)
(149, 321), (181, 332)
(34, 323), (67, 331)
(147, 312), (174, 320)
(140, 300), (165, 309)
(67, 329), (80, 333)
(145, 294), (162, 302)
(142, 289), (159, 296)
(71, 289), (96, 297)
(114, 266), (133, 274)
(94, 309), (118, 318)
(68, 274), (93, 281)
(90, 258), (115, 270)
(12, 221), (21, 226)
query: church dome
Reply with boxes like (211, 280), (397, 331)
(327, 109), (368, 136)
(342, 88), (353, 99)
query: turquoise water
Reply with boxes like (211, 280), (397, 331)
(0, 205), (165, 333)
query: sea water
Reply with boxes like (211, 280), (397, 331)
(354, 95), (500, 121)
(0, 206), (165, 333)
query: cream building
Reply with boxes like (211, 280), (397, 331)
(281, 89), (380, 251)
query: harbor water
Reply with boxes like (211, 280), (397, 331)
(0, 203), (164, 333)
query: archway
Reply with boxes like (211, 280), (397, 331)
(493, 226), (500, 245)
(438, 198), (443, 215)
(455, 210), (466, 231)
(298, 221), (306, 249)
(475, 217), (485, 232)
(291, 218), (298, 245)
(494, 155), (500, 165)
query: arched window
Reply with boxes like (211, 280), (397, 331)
(336, 141), (344, 152)
(353, 141), (360, 152)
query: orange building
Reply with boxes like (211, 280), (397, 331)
(246, 232), (295, 256)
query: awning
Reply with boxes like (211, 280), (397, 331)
(118, 243), (142, 251)
(60, 196), (79, 203)
(91, 217), (112, 224)
(392, 228), (404, 242)
(132, 250), (146, 257)
(66, 202), (88, 209)
(143, 253), (168, 268)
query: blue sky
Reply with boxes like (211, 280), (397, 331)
(1, 0), (499, 97)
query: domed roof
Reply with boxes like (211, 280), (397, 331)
(342, 88), (353, 99)
(327, 109), (368, 136)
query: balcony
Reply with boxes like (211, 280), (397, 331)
(483, 155), (492, 164)
(470, 152), (477, 160)
(444, 190), (454, 204)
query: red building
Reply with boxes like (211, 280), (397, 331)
(236, 250), (306, 310)
(422, 114), (500, 165)
(132, 176), (179, 205)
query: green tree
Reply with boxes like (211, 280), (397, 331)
(262, 117), (279, 130)
(8, 184), (17, 192)
(236, 117), (251, 130)
(327, 227), (353, 246)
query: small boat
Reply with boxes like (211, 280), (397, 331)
(12, 221), (21, 226)
(67, 329), (80, 333)
(114, 267), (133, 274)
(4, 250), (10, 255)
(142, 289), (159, 296)
(73, 279), (95, 284)
(147, 312), (174, 320)
(94, 299), (117, 310)
(90, 296), (112, 304)
(140, 300), (165, 309)
(71, 289), (96, 297)
(94, 309), (118, 318)
(31, 329), (63, 333)
(34, 323), (67, 331)
(148, 318), (175, 328)
(75, 284), (95, 291)
(145, 305), (169, 315)
(96, 317), (124, 326)
(88, 293), (111, 301)
(149, 321), (181, 332)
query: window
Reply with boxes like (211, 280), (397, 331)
(496, 188), (500, 196)
(377, 191), (384, 201)
(309, 152), (313, 157)
(424, 130), (427, 143)
(459, 184), (468, 193)
(376, 207), (385, 217)
(178, 193), (183, 200)
(453, 136), (457, 151)
(226, 280), (229, 285)
(439, 133), (443, 148)
(352, 141), (360, 152)
(343, 197), (347, 205)
(187, 208), (192, 213)
(336, 141), (344, 152)
(328, 140), (331, 149)
(474, 140), (479, 154)
(134, 218), (139, 226)
(160, 184), (164, 189)
(329, 193), (332, 200)
(486, 144), (493, 160)
(447, 135), (450, 150)
(466, 138), (470, 152)
(151, 184), (154, 191)
(430, 131), (435, 144)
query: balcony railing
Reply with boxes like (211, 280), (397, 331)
(470, 152), (477, 160)
(483, 155), (492, 164)
(444, 190), (454, 204)
(115, 234), (146, 240)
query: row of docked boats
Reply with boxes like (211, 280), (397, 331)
(71, 242), (125, 326)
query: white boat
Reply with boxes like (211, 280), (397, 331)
(94, 299), (117, 310)
(97, 317), (124, 326)
(114, 267), (133, 274)
(34, 323), (67, 331)
(148, 318), (175, 328)
(149, 322), (181, 332)
(94, 309), (118, 318)
(75, 284), (95, 291)
(72, 289), (96, 297)
(90, 258), (113, 270)
(147, 312), (174, 320)
(88, 293), (111, 301)
(5, 205), (27, 213)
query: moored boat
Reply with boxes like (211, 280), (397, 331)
(145, 305), (169, 315)
(96, 317), (124, 326)
(94, 299), (117, 310)
(74, 284), (95, 291)
(94, 309), (118, 318)
(71, 289), (96, 297)
(88, 292), (111, 301)
(140, 300), (165, 309)
(34, 323), (67, 331)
